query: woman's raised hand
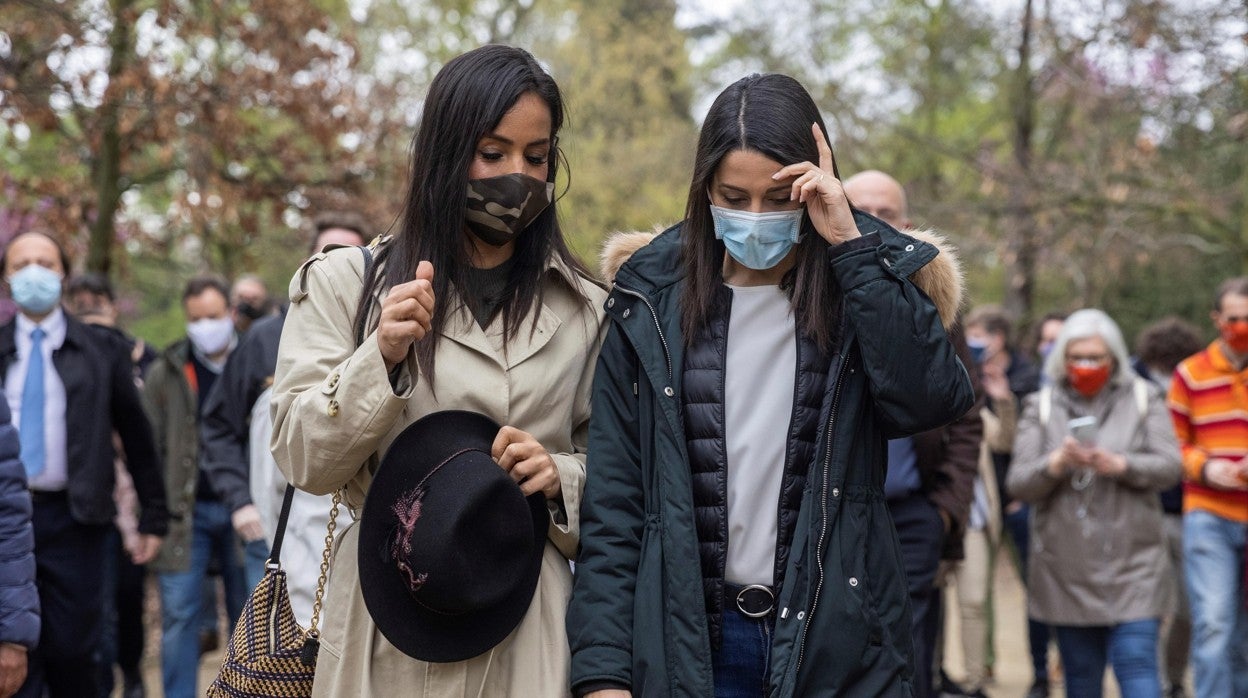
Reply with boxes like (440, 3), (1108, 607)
(378, 261), (435, 370)
(772, 123), (861, 246)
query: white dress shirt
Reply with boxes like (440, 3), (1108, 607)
(6, 307), (69, 491)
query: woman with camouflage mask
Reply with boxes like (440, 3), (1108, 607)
(270, 44), (606, 697)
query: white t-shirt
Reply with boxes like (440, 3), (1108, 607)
(723, 283), (797, 587)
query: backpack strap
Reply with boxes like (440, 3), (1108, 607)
(1133, 377), (1150, 416)
(1038, 386), (1053, 426)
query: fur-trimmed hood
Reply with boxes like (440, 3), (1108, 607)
(598, 225), (964, 329)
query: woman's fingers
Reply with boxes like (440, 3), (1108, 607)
(812, 122), (835, 173)
(492, 426), (560, 499)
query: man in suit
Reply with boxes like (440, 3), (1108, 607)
(0, 232), (168, 698)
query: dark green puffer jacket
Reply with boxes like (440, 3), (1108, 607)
(568, 212), (975, 697)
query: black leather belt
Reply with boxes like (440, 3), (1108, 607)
(29, 489), (68, 504)
(726, 583), (775, 618)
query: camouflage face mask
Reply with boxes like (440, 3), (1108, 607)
(464, 173), (555, 247)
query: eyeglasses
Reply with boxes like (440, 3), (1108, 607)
(1066, 354), (1110, 364)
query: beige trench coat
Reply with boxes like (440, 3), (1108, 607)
(270, 243), (606, 697)
(1007, 378), (1181, 626)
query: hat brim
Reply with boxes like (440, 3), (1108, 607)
(358, 410), (548, 663)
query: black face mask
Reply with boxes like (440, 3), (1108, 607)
(237, 301), (269, 321)
(463, 173), (554, 247)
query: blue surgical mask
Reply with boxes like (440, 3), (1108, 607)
(710, 205), (804, 270)
(7, 265), (63, 315)
(966, 337), (990, 364)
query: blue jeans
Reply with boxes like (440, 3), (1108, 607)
(158, 500), (247, 698)
(1184, 509), (1248, 698)
(1054, 619), (1160, 698)
(1005, 502), (1051, 684)
(711, 606), (773, 698)
(243, 538), (270, 591)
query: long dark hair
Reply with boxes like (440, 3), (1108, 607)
(680, 73), (842, 352)
(355, 45), (589, 385)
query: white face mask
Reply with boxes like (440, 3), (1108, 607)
(187, 316), (234, 356)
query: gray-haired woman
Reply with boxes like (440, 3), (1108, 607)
(1007, 308), (1181, 698)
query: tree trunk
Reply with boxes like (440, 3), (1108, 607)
(85, 0), (133, 276)
(1003, 0), (1037, 324)
(1240, 113), (1248, 274)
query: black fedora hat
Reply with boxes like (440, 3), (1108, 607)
(358, 410), (547, 662)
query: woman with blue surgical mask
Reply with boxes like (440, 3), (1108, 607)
(568, 74), (975, 697)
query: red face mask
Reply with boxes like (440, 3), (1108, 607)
(1067, 363), (1111, 397)
(1221, 320), (1248, 354)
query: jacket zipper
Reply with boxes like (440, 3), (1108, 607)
(613, 283), (673, 381)
(794, 344), (853, 675)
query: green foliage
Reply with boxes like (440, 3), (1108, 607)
(543, 0), (696, 262)
(2, 0), (1245, 338)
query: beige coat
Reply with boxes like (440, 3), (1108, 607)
(973, 395), (1013, 545)
(270, 243), (607, 697)
(1007, 378), (1181, 626)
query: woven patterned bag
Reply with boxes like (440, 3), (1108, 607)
(207, 485), (341, 698)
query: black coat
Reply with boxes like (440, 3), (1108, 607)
(0, 315), (169, 535)
(567, 215), (975, 697)
(200, 311), (285, 513)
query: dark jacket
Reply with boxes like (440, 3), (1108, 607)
(0, 316), (168, 535)
(567, 215), (975, 697)
(201, 311), (285, 514)
(683, 288), (828, 647)
(912, 323), (984, 561)
(0, 397), (38, 649)
(142, 338), (212, 573)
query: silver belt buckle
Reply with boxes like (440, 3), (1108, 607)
(735, 584), (775, 618)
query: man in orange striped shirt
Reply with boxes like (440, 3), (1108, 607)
(1168, 277), (1248, 698)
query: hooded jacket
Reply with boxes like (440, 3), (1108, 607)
(568, 213), (975, 697)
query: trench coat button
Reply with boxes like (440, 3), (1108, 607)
(327, 400), (340, 417)
(904, 244), (915, 252)
(327, 372), (340, 389)
(622, 308), (631, 319)
(849, 577), (859, 587)
(663, 386), (674, 397)
(607, 297), (615, 309)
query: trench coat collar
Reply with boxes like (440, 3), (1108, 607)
(441, 256), (592, 368)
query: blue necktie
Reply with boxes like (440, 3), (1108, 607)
(19, 328), (46, 479)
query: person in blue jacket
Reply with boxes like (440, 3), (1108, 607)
(0, 395), (38, 698)
(568, 73), (975, 697)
